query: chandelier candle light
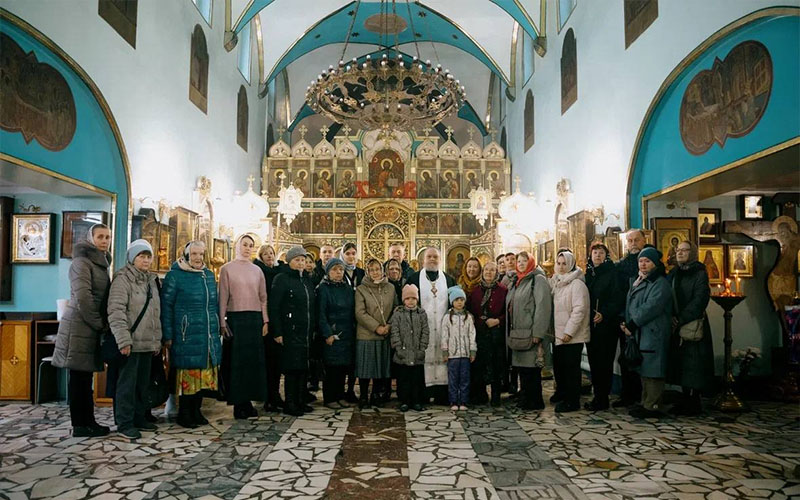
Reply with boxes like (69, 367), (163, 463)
(305, 0), (466, 132)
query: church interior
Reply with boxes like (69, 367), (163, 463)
(0, 0), (799, 499)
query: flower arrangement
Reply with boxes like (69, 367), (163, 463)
(732, 347), (761, 380)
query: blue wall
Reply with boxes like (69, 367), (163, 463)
(0, 17), (130, 312)
(629, 13), (800, 228)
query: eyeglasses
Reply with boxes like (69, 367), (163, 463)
(676, 248), (691, 253)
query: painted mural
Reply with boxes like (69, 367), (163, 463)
(0, 33), (76, 151)
(680, 40), (773, 155)
(368, 149), (404, 197)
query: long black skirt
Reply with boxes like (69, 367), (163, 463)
(221, 311), (267, 404)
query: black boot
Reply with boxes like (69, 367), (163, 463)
(193, 396), (209, 425)
(490, 383), (501, 407)
(177, 395), (198, 428)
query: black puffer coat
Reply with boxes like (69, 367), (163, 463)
(667, 261), (714, 390)
(317, 278), (356, 366)
(269, 269), (316, 372)
(585, 259), (625, 343)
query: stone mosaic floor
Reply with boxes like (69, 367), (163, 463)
(1, 382), (799, 500)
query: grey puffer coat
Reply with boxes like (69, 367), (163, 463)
(53, 242), (111, 372)
(108, 263), (163, 353)
(506, 267), (553, 368)
(389, 305), (430, 366)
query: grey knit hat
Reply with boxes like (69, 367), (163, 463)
(126, 239), (153, 264)
(286, 246), (306, 263)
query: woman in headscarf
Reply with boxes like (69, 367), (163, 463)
(218, 235), (268, 419)
(340, 242), (364, 402)
(468, 261), (507, 406)
(317, 258), (356, 409)
(457, 257), (482, 297)
(386, 258), (406, 303)
(621, 247), (672, 419)
(53, 223), (113, 437)
(584, 242), (624, 411)
(355, 258), (397, 407)
(667, 240), (714, 415)
(160, 241), (222, 428)
(549, 250), (590, 413)
(253, 244), (286, 412)
(107, 239), (163, 440)
(506, 251), (552, 410)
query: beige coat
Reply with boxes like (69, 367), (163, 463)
(550, 269), (591, 346)
(108, 263), (163, 353)
(355, 277), (397, 341)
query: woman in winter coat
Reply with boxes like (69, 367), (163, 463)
(254, 244), (286, 412)
(160, 241), (222, 428)
(269, 246), (316, 416)
(468, 261), (507, 406)
(621, 246), (673, 419)
(107, 239), (163, 440)
(219, 235), (268, 419)
(355, 258), (397, 407)
(386, 258), (406, 303)
(667, 240), (714, 415)
(53, 223), (112, 438)
(584, 242), (625, 411)
(549, 250), (590, 413)
(317, 258), (356, 409)
(506, 251), (552, 410)
(341, 242), (364, 401)
(457, 257), (482, 297)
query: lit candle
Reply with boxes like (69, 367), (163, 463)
(725, 278), (732, 295)
(735, 271), (741, 296)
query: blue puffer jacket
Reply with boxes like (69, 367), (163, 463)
(160, 260), (222, 369)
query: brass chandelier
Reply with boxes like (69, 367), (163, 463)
(305, 0), (466, 132)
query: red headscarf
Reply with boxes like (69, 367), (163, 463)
(515, 252), (537, 283)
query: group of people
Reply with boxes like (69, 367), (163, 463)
(53, 225), (714, 440)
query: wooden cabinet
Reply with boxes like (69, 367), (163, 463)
(0, 320), (32, 400)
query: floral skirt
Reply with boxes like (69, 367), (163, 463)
(176, 365), (219, 396)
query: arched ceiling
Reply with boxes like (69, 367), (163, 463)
(229, 0), (546, 134)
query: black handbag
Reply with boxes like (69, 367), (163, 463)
(146, 353), (170, 409)
(622, 330), (643, 368)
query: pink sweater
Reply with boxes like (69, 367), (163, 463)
(219, 259), (268, 328)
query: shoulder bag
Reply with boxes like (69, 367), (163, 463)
(101, 280), (155, 362)
(671, 279), (703, 342)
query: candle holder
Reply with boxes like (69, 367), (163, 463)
(710, 294), (747, 411)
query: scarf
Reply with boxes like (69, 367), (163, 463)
(234, 236), (253, 261)
(515, 257), (536, 284)
(177, 257), (205, 273)
(632, 270), (649, 288)
(479, 273), (499, 312)
(457, 270), (482, 296)
(551, 250), (577, 287)
(678, 241), (699, 271)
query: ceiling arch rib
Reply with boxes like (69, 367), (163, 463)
(233, 0), (543, 40)
(252, 1), (510, 85)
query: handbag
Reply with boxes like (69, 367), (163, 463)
(622, 330), (643, 368)
(101, 280), (154, 362)
(671, 279), (704, 342)
(146, 352), (170, 409)
(508, 329), (535, 351)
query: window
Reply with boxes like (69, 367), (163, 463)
(237, 21), (252, 83)
(522, 31), (535, 86)
(98, 0), (138, 48)
(524, 90), (534, 152)
(237, 86), (248, 151)
(189, 24), (209, 113)
(560, 28), (577, 114)
(192, 0), (212, 25)
(558, 0), (577, 32)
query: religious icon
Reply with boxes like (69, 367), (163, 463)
(462, 214), (479, 235)
(439, 171), (459, 198)
(418, 170), (438, 199)
(740, 195), (765, 220)
(313, 212), (333, 233)
(440, 214), (460, 234)
(699, 244), (725, 285)
(417, 214), (437, 234)
(486, 170), (504, 198)
(290, 212), (310, 233)
(314, 169), (334, 198)
(698, 208), (721, 242)
(335, 213), (356, 234)
(188, 25), (208, 113)
(369, 149), (404, 198)
(12, 213), (55, 264)
(653, 217), (697, 273)
(447, 246), (470, 278)
(293, 169), (310, 197)
(728, 245), (754, 277)
(463, 171), (480, 197)
(336, 169), (356, 198)
(269, 169), (285, 197)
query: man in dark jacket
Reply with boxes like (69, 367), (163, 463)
(614, 229), (649, 407)
(385, 243), (415, 282)
(312, 244), (336, 287)
(584, 242), (625, 411)
(269, 246), (316, 416)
